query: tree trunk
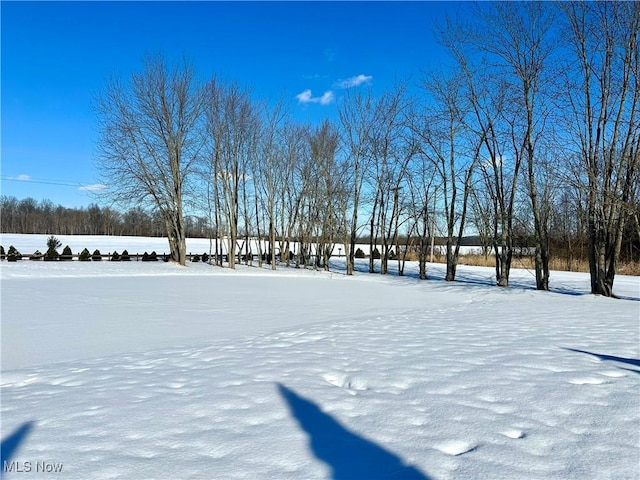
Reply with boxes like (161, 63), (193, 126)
(166, 215), (187, 265)
(369, 209), (376, 274)
(445, 238), (456, 282)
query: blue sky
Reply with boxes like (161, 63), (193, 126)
(2, 1), (461, 208)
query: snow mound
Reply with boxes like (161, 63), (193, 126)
(434, 440), (478, 456)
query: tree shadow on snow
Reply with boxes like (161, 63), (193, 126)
(614, 294), (640, 302)
(1, 422), (34, 466)
(564, 348), (640, 374)
(333, 259), (599, 298)
(454, 272), (589, 297)
(277, 384), (430, 480)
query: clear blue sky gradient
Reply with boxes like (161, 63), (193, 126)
(2, 1), (462, 208)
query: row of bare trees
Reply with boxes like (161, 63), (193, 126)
(429, 1), (640, 295)
(93, 2), (639, 296)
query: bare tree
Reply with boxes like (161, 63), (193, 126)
(561, 1), (640, 296)
(466, 188), (489, 263)
(439, 11), (527, 287)
(416, 70), (479, 281)
(338, 90), (376, 275)
(278, 122), (310, 267)
(204, 80), (258, 269)
(473, 2), (558, 290)
(291, 131), (319, 269)
(254, 103), (286, 269)
(369, 86), (413, 275)
(96, 56), (204, 265)
(309, 120), (341, 271)
(405, 150), (437, 280)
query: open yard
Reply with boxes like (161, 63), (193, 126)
(1, 234), (639, 479)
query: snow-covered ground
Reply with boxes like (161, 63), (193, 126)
(1, 234), (639, 479)
(0, 232), (485, 257)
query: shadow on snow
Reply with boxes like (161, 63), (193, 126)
(334, 259), (594, 298)
(1, 422), (34, 467)
(288, 258), (640, 301)
(277, 383), (429, 480)
(615, 294), (640, 302)
(564, 348), (640, 374)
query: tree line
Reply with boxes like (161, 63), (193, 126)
(0, 196), (211, 238)
(3, 191), (637, 270)
(15, 2), (640, 296)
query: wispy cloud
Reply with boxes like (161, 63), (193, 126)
(295, 89), (334, 105)
(324, 48), (336, 63)
(336, 74), (373, 89)
(319, 91), (334, 105)
(9, 174), (31, 181)
(78, 183), (108, 192)
(303, 73), (328, 80)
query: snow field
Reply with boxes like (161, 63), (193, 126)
(1, 235), (639, 479)
(0, 232), (485, 258)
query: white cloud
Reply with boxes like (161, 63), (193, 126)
(295, 89), (334, 105)
(296, 89), (314, 103)
(10, 174), (31, 181)
(336, 74), (373, 89)
(319, 91), (334, 105)
(78, 183), (108, 192)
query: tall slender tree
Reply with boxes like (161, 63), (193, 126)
(560, 1), (640, 296)
(95, 56), (204, 265)
(338, 90), (376, 275)
(204, 80), (258, 269)
(416, 70), (479, 281)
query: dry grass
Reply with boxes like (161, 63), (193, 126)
(396, 251), (640, 276)
(462, 255), (583, 272)
(617, 262), (640, 276)
(455, 254), (640, 276)
(398, 251), (445, 263)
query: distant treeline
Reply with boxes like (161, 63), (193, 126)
(0, 196), (210, 238)
(2, 195), (638, 267)
(0, 195), (492, 247)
